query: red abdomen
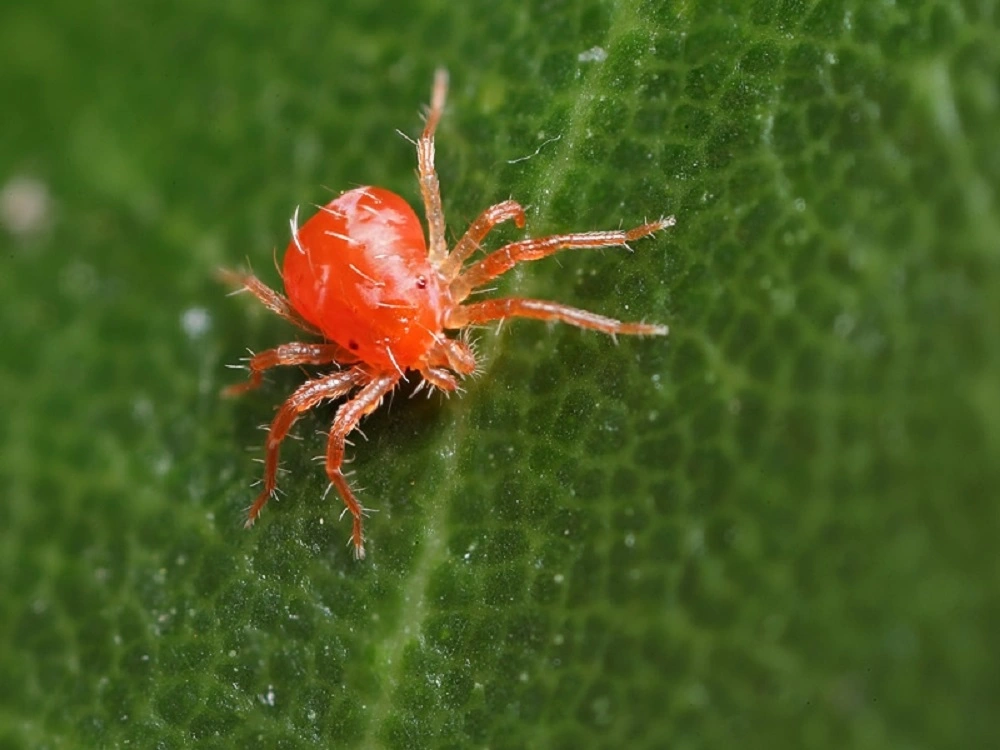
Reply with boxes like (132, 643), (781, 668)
(282, 187), (445, 370)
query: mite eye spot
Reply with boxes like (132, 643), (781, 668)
(348, 340), (360, 351)
(416, 275), (427, 289)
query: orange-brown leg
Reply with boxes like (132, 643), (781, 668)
(324, 372), (401, 559)
(218, 268), (322, 335)
(223, 341), (357, 396)
(419, 69), (450, 267)
(447, 297), (668, 336)
(244, 368), (367, 527)
(450, 216), (675, 301)
(437, 200), (526, 280)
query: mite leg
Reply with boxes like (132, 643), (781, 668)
(450, 216), (675, 302)
(437, 200), (526, 280)
(223, 341), (357, 397)
(218, 268), (323, 335)
(417, 366), (459, 392)
(324, 372), (401, 559)
(419, 69), (450, 267)
(244, 369), (365, 527)
(447, 297), (668, 337)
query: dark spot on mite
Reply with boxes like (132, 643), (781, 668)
(348, 340), (360, 351)
(416, 275), (427, 289)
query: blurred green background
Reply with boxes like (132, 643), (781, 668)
(1, 1), (998, 748)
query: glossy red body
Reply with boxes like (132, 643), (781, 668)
(282, 187), (446, 370)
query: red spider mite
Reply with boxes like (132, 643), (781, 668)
(221, 70), (674, 559)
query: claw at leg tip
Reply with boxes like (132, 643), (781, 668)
(348, 534), (366, 560)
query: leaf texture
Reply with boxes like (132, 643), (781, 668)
(0, 1), (998, 747)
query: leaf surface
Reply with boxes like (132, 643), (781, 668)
(1, 1), (998, 747)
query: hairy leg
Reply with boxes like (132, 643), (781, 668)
(223, 342), (356, 397)
(418, 366), (459, 392)
(218, 268), (322, 335)
(243, 368), (366, 527)
(437, 200), (526, 280)
(450, 216), (675, 301)
(447, 297), (668, 337)
(419, 69), (450, 267)
(324, 372), (401, 559)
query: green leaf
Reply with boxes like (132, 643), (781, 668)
(1, 1), (998, 748)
